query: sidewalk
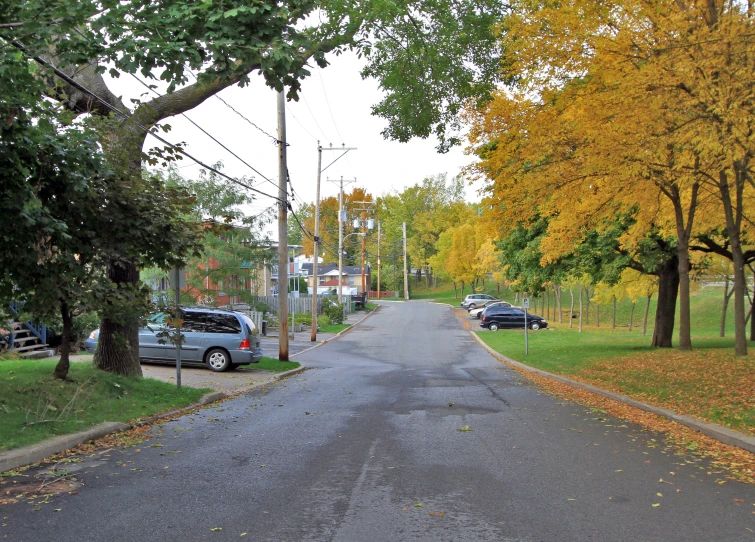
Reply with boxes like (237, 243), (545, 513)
(70, 354), (284, 395)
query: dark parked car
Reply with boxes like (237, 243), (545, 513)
(480, 306), (548, 331)
(85, 307), (263, 372)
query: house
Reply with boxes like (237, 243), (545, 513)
(299, 263), (371, 295)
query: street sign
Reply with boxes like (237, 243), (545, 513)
(522, 297), (530, 308)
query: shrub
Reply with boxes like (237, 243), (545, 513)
(294, 313), (312, 326)
(317, 315), (331, 328)
(322, 297), (344, 324)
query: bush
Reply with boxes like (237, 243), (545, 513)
(322, 297), (344, 325)
(294, 313), (312, 326)
(317, 315), (331, 328)
(45, 311), (101, 351)
(253, 300), (271, 314)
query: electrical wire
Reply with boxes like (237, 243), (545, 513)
(7, 39), (285, 204)
(185, 71), (280, 146)
(130, 73), (278, 188)
(316, 65), (344, 144)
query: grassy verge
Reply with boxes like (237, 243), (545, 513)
(475, 324), (755, 435)
(411, 280), (507, 305)
(254, 357), (301, 372)
(318, 323), (350, 334)
(0, 358), (210, 452)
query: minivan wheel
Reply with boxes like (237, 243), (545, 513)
(531, 322), (541, 331)
(206, 348), (231, 372)
(489, 323), (499, 331)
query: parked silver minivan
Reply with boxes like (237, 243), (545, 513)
(85, 308), (263, 372)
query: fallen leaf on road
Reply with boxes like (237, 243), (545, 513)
(414, 503), (423, 508)
(733, 499), (744, 502)
(652, 503), (660, 508)
(657, 493), (662, 497)
(210, 527), (222, 532)
(457, 425), (474, 432)
(241, 533), (247, 537)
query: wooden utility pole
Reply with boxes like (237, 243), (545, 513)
(403, 222), (409, 300)
(277, 90), (289, 361)
(361, 208), (367, 294)
(327, 176), (356, 305)
(377, 221), (381, 300)
(310, 143), (322, 342)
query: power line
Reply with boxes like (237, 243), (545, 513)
(302, 94), (332, 143)
(185, 71), (280, 145)
(130, 73), (278, 188)
(316, 65), (344, 144)
(7, 39), (285, 204)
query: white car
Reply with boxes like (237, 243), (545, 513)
(460, 294), (499, 309)
(469, 301), (512, 319)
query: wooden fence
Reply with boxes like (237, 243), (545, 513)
(230, 295), (355, 316)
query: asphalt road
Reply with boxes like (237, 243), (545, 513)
(2, 301), (755, 541)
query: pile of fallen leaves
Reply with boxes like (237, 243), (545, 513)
(574, 349), (755, 436)
(507, 364), (755, 485)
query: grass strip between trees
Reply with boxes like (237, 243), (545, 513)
(318, 324), (351, 334)
(0, 358), (210, 453)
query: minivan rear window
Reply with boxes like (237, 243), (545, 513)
(205, 313), (242, 334)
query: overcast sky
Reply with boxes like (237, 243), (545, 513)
(109, 50), (479, 232)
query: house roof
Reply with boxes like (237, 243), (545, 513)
(320, 278), (349, 286)
(301, 263), (369, 275)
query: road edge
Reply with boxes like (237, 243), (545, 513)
(290, 306), (380, 358)
(0, 364), (309, 474)
(469, 330), (755, 455)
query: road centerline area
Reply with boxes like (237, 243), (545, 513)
(2, 301), (754, 541)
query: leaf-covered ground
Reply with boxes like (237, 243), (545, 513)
(574, 349), (755, 435)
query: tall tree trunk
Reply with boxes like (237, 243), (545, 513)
(749, 264), (754, 342)
(669, 181), (698, 351)
(569, 288), (574, 329)
(426, 265), (430, 288)
(546, 287), (550, 320)
(53, 301), (74, 380)
(461, 281), (465, 298)
(584, 288), (590, 325)
(718, 166), (747, 355)
(596, 302), (600, 327)
(629, 301), (635, 331)
(94, 258), (142, 376)
(556, 285), (563, 324)
(579, 287), (583, 332)
(720, 275), (730, 337)
(612, 296), (616, 329)
(643, 293), (652, 336)
(453, 281), (456, 298)
(651, 254), (680, 348)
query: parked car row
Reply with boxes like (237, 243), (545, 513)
(460, 293), (548, 331)
(85, 307), (263, 372)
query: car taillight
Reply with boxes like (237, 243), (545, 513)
(239, 338), (251, 350)
(482, 315), (486, 322)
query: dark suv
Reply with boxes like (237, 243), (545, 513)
(480, 306), (548, 331)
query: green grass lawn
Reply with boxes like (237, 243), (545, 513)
(254, 357), (301, 371)
(0, 358), (210, 452)
(474, 285), (755, 434)
(318, 323), (350, 334)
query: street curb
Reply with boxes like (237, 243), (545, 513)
(469, 330), (755, 455)
(0, 367), (309, 474)
(290, 306), (380, 358)
(0, 422), (130, 473)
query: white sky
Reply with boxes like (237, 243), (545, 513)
(108, 51), (479, 234)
